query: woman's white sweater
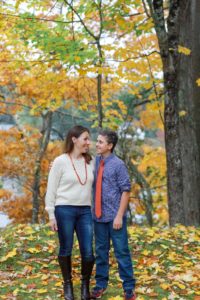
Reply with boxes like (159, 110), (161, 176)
(45, 154), (94, 220)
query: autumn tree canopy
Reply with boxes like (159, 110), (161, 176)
(2, 0), (198, 227)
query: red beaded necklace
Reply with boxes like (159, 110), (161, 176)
(69, 154), (88, 185)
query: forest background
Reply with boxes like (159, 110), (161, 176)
(1, 1), (200, 300)
(0, 0), (168, 227)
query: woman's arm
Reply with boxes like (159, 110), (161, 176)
(45, 158), (62, 224)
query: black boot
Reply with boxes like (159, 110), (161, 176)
(81, 258), (95, 300)
(58, 256), (74, 300)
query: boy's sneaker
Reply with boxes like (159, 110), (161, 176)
(90, 288), (106, 299)
(124, 292), (136, 300)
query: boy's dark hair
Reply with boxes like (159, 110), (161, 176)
(99, 129), (118, 152)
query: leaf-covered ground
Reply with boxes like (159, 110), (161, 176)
(0, 224), (199, 300)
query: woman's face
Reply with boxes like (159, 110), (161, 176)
(72, 131), (91, 153)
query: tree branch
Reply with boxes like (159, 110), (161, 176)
(106, 50), (160, 62)
(0, 58), (60, 63)
(98, 0), (103, 39)
(63, 0), (98, 40)
(0, 12), (81, 24)
(0, 100), (31, 109)
(142, 0), (151, 18)
(139, 40), (164, 125)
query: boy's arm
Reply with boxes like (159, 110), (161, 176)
(113, 191), (130, 230)
(113, 161), (131, 230)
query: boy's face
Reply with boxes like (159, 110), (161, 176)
(96, 135), (113, 156)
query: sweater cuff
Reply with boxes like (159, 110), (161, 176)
(45, 207), (55, 220)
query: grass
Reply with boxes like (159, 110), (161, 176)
(0, 224), (200, 300)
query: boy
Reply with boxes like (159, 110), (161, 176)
(91, 130), (136, 300)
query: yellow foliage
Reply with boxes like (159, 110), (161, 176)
(160, 282), (170, 289)
(196, 78), (200, 86)
(37, 288), (48, 294)
(179, 110), (187, 117)
(13, 288), (19, 296)
(109, 296), (123, 300)
(137, 18), (154, 31)
(0, 0), (164, 226)
(139, 145), (166, 177)
(140, 101), (164, 130)
(74, 56), (81, 62)
(27, 248), (41, 254)
(55, 281), (62, 287)
(0, 248), (17, 262)
(134, 143), (168, 225)
(178, 45), (191, 55)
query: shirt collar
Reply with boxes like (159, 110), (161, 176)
(100, 153), (115, 163)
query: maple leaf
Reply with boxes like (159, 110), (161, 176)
(37, 288), (48, 294)
(179, 110), (187, 117)
(196, 78), (200, 86)
(109, 296), (123, 300)
(27, 248), (41, 253)
(178, 45), (191, 55)
(0, 248), (17, 262)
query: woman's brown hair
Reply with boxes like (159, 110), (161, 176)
(63, 125), (92, 164)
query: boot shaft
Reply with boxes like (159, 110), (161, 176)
(58, 256), (72, 282)
(81, 258), (95, 281)
(81, 258), (95, 300)
(58, 256), (74, 300)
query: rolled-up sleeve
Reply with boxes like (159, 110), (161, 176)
(116, 162), (131, 193)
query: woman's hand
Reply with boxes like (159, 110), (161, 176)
(50, 219), (58, 231)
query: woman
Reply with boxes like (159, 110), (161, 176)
(45, 125), (95, 300)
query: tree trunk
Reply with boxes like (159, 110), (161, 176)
(177, 0), (200, 225)
(97, 41), (103, 128)
(147, 0), (200, 225)
(31, 111), (52, 223)
(164, 0), (185, 225)
(97, 73), (103, 128)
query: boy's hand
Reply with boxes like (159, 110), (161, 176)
(50, 219), (58, 231)
(113, 215), (123, 230)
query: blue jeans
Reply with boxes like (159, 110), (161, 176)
(94, 217), (135, 293)
(55, 205), (94, 260)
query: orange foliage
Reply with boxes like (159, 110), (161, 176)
(0, 0), (166, 225)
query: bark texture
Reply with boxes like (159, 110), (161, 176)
(148, 0), (200, 225)
(32, 111), (52, 223)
